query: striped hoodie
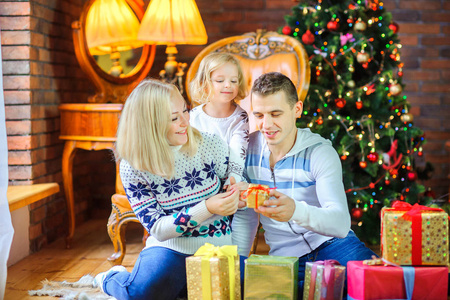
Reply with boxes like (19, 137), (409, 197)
(232, 128), (351, 257)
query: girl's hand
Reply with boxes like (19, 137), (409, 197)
(205, 189), (239, 216)
(227, 177), (249, 208)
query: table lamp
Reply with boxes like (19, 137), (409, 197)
(85, 0), (144, 77)
(137, 0), (208, 93)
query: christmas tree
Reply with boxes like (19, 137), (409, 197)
(280, 0), (433, 244)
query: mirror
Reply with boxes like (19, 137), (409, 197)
(72, 0), (156, 103)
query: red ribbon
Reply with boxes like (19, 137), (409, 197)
(308, 260), (340, 300)
(385, 201), (444, 265)
(242, 184), (271, 209)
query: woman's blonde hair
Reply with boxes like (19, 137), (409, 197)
(115, 79), (202, 178)
(189, 52), (247, 105)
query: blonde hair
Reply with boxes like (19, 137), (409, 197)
(116, 79), (202, 178)
(189, 52), (247, 105)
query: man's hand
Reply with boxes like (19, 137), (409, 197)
(255, 189), (295, 222)
(227, 176), (249, 209)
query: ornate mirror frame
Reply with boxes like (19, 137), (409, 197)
(72, 0), (156, 103)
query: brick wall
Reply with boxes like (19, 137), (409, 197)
(1, 0), (101, 252)
(2, 0), (449, 253)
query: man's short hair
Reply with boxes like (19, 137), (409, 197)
(251, 72), (298, 107)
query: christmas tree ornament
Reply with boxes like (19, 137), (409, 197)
(389, 82), (402, 96)
(356, 98), (363, 109)
(424, 188), (436, 199)
(335, 97), (346, 108)
(418, 147), (423, 156)
(316, 117), (324, 125)
(330, 52), (336, 59)
(359, 161), (368, 169)
(282, 25), (292, 35)
(348, 64), (355, 72)
(382, 140), (403, 170)
(407, 171), (417, 181)
(367, 152), (379, 163)
(301, 30), (315, 45)
(340, 154), (347, 161)
(400, 113), (413, 123)
(357, 51), (370, 63)
(347, 80), (355, 88)
(340, 33), (355, 46)
(398, 67), (403, 77)
(385, 178), (391, 185)
(351, 207), (363, 220)
(327, 19), (339, 31)
(354, 18), (367, 31)
(389, 22), (399, 34)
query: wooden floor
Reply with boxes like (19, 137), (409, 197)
(5, 218), (270, 300)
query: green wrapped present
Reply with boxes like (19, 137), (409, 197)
(244, 254), (298, 299)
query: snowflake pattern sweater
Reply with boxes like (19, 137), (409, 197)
(120, 132), (232, 255)
(190, 103), (249, 183)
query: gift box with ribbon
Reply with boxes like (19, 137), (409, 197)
(186, 243), (240, 300)
(347, 260), (448, 300)
(244, 184), (270, 209)
(244, 254), (298, 300)
(303, 260), (345, 300)
(381, 201), (449, 266)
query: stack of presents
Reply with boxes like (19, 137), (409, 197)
(186, 199), (449, 299)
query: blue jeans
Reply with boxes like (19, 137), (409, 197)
(297, 231), (377, 300)
(103, 246), (247, 300)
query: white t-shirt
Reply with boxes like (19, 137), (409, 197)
(190, 103), (249, 183)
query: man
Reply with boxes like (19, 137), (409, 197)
(232, 72), (376, 296)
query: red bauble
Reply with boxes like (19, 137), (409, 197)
(389, 22), (399, 34)
(385, 179), (391, 185)
(407, 171), (417, 181)
(327, 20), (339, 31)
(341, 155), (348, 161)
(359, 161), (368, 169)
(356, 100), (363, 109)
(282, 25), (292, 35)
(351, 207), (363, 220)
(335, 97), (346, 108)
(316, 117), (324, 125)
(330, 52), (336, 59)
(301, 30), (315, 45)
(367, 152), (379, 163)
(424, 188), (436, 199)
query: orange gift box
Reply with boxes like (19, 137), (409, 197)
(244, 184), (270, 209)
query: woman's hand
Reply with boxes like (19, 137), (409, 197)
(205, 188), (239, 216)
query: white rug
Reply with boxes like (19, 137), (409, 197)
(28, 275), (115, 300)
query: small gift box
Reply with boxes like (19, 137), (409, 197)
(244, 254), (298, 300)
(303, 260), (345, 300)
(381, 201), (449, 265)
(347, 259), (448, 300)
(186, 243), (241, 300)
(244, 184), (270, 209)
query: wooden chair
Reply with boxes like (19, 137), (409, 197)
(186, 29), (310, 254)
(106, 29), (311, 263)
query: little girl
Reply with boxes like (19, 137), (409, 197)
(93, 79), (242, 300)
(189, 52), (249, 184)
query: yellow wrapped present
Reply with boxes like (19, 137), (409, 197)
(243, 184), (270, 209)
(244, 254), (298, 299)
(381, 201), (449, 265)
(186, 243), (241, 300)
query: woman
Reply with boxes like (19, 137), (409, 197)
(94, 79), (240, 300)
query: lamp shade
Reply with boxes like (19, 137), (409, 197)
(137, 0), (208, 45)
(86, 0), (144, 54)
